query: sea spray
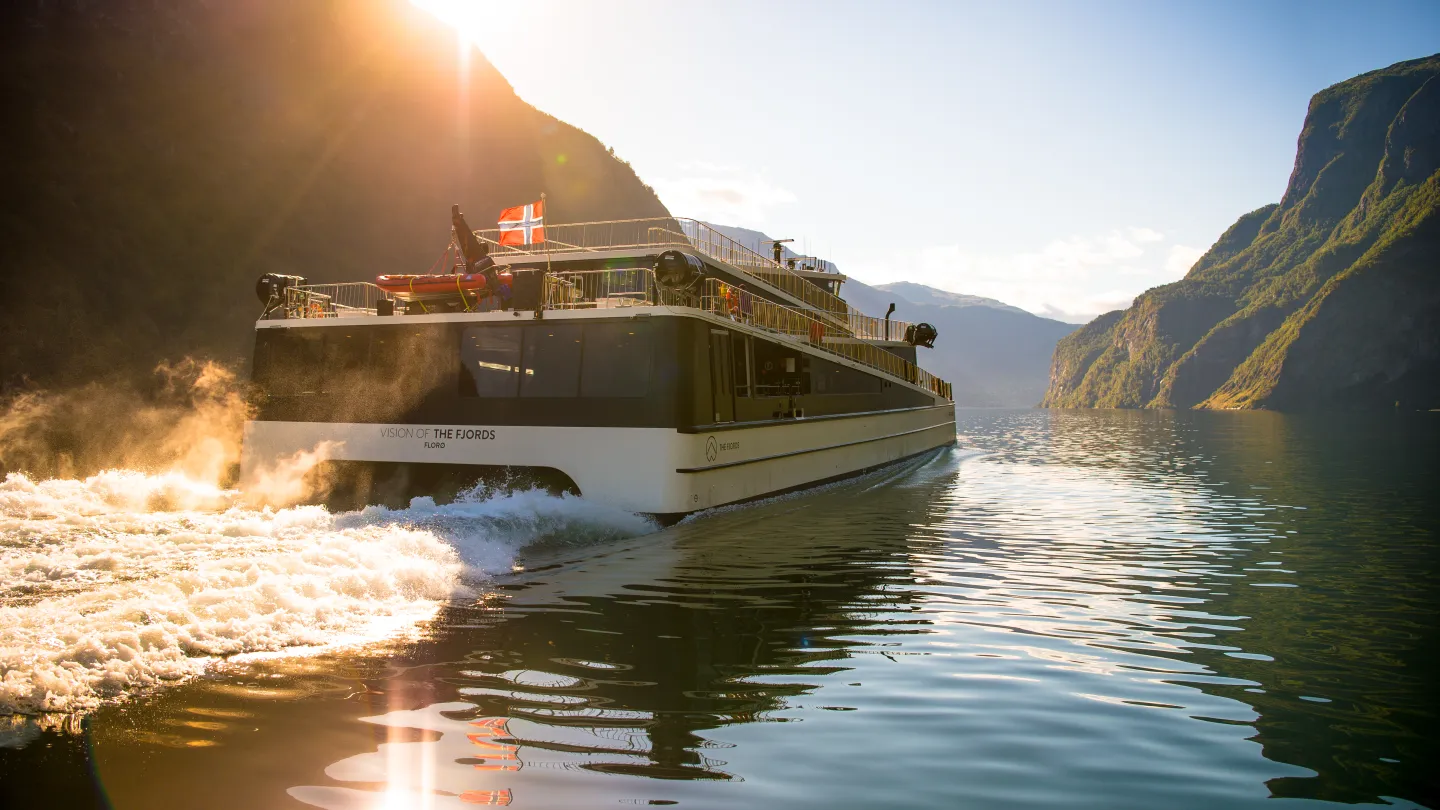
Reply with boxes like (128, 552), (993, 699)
(0, 471), (656, 716)
(0, 359), (252, 483)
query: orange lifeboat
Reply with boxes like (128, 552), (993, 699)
(375, 270), (512, 301)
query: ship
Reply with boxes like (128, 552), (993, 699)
(240, 209), (956, 519)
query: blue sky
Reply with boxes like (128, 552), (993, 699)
(419, 0), (1440, 321)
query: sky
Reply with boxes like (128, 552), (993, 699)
(417, 0), (1440, 322)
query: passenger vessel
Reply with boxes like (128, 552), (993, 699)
(241, 212), (956, 519)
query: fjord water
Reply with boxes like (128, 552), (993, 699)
(2, 410), (1437, 809)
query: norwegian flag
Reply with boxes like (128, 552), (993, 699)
(498, 200), (544, 246)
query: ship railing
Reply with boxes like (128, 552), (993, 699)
(281, 282), (393, 319)
(699, 279), (951, 400)
(540, 268), (695, 310)
(265, 273), (949, 399)
(532, 269), (947, 397)
(846, 311), (918, 343)
(472, 217), (857, 327)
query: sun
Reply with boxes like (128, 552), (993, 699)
(409, 0), (521, 51)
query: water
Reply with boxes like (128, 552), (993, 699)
(1, 409), (1436, 808)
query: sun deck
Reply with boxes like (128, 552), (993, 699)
(260, 217), (951, 401)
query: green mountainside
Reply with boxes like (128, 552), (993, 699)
(0, 0), (668, 389)
(1043, 54), (1440, 411)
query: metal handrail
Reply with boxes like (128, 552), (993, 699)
(700, 279), (951, 400)
(268, 273), (949, 399)
(846, 311), (918, 343)
(470, 217), (861, 326)
(542, 268), (696, 310)
(281, 282), (393, 319)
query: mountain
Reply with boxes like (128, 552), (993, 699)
(843, 280), (1077, 407)
(1043, 54), (1440, 411)
(0, 0), (669, 390)
(871, 282), (1028, 315)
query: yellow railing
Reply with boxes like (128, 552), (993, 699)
(701, 280), (951, 400)
(530, 270), (950, 398)
(845, 310), (916, 343)
(472, 217), (864, 326)
(273, 272), (950, 399)
(541, 268), (694, 310)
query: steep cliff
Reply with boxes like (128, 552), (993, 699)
(0, 0), (669, 388)
(1042, 54), (1440, 410)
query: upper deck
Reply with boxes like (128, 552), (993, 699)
(259, 217), (950, 401)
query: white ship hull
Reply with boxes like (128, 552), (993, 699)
(241, 404), (955, 516)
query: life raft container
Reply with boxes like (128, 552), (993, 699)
(375, 271), (513, 301)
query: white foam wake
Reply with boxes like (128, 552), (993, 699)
(0, 471), (654, 715)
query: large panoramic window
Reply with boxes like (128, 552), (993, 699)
(811, 356), (883, 394)
(460, 326), (522, 398)
(320, 330), (369, 393)
(580, 321), (652, 397)
(732, 333), (752, 398)
(752, 337), (810, 396)
(255, 328), (324, 396)
(368, 328), (402, 380)
(521, 324), (583, 398)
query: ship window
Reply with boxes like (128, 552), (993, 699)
(320, 331), (369, 393)
(521, 324), (583, 398)
(256, 328), (324, 396)
(752, 338), (810, 397)
(460, 326), (522, 398)
(811, 356), (883, 394)
(369, 328), (401, 379)
(732, 334), (752, 398)
(580, 321), (652, 397)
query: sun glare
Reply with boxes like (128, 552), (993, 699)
(410, 0), (525, 52)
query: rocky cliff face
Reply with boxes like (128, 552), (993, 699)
(1042, 54), (1440, 411)
(0, 0), (669, 388)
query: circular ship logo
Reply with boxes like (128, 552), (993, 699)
(705, 435), (719, 463)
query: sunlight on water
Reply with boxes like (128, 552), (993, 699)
(2, 411), (1436, 809)
(277, 413), (1437, 809)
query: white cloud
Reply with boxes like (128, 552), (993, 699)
(847, 228), (1203, 324)
(1164, 244), (1204, 276)
(650, 164), (797, 228)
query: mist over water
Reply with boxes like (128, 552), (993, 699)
(0, 363), (660, 717)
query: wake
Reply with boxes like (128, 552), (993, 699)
(0, 470), (654, 716)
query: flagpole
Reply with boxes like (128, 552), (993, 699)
(542, 191), (551, 276)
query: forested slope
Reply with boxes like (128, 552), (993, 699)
(0, 0), (669, 388)
(1043, 54), (1440, 410)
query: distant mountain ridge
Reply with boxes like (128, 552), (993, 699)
(1043, 54), (1440, 410)
(844, 280), (1076, 407)
(872, 282), (1028, 315)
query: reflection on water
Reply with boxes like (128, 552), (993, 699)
(2, 410), (1437, 809)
